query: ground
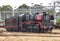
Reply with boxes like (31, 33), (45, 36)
(0, 36), (60, 41)
(0, 28), (60, 41)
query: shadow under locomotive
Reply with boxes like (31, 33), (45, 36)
(5, 12), (54, 33)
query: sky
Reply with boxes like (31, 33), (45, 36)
(0, 0), (59, 8)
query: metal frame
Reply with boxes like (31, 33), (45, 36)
(53, 1), (60, 25)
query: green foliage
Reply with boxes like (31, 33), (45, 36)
(18, 4), (29, 9)
(56, 12), (60, 16)
(46, 8), (54, 15)
(0, 7), (2, 11)
(34, 4), (44, 9)
(56, 17), (60, 24)
(0, 5), (12, 11)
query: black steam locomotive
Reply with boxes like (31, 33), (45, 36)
(5, 12), (54, 33)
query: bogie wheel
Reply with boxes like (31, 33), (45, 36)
(31, 24), (40, 33)
(48, 28), (53, 33)
(6, 28), (11, 32)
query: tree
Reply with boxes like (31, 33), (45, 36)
(56, 12), (60, 16)
(0, 5), (12, 11)
(49, 3), (52, 5)
(46, 8), (54, 15)
(0, 7), (2, 11)
(18, 4), (29, 9)
(56, 17), (60, 25)
(40, 3), (43, 6)
(33, 4), (44, 9)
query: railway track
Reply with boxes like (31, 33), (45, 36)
(0, 31), (60, 37)
(0, 28), (59, 37)
(3, 31), (60, 34)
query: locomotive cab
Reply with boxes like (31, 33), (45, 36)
(5, 16), (19, 31)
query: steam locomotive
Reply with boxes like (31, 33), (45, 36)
(5, 12), (54, 33)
